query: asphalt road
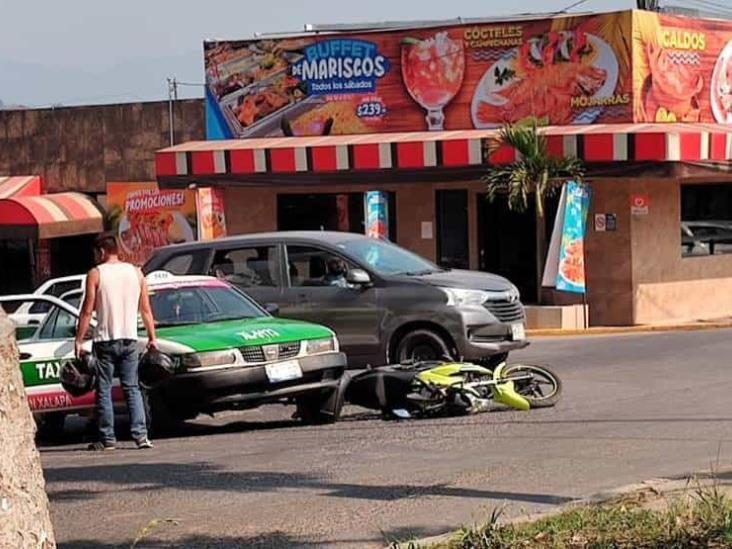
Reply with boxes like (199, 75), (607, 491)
(42, 328), (732, 548)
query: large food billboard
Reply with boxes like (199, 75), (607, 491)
(633, 11), (732, 123)
(204, 11), (634, 138)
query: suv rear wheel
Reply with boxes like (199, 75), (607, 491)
(394, 329), (454, 363)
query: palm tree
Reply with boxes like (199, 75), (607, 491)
(484, 123), (584, 303)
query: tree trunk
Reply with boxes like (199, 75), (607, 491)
(0, 309), (56, 548)
(535, 201), (548, 305)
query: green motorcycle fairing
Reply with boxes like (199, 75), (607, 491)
(415, 362), (492, 386)
(491, 364), (530, 411)
(414, 362), (531, 411)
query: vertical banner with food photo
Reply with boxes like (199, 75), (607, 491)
(633, 10), (732, 123)
(364, 191), (389, 240)
(196, 187), (227, 241)
(106, 183), (197, 266)
(204, 12), (633, 138)
(556, 181), (590, 294)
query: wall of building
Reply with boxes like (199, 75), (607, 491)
(0, 99), (204, 194)
(223, 180), (485, 268)
(222, 175), (732, 326)
(629, 177), (732, 324)
(585, 178), (635, 326)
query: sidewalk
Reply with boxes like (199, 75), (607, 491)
(527, 317), (732, 337)
(403, 466), (732, 548)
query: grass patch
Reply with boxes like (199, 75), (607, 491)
(393, 483), (732, 548)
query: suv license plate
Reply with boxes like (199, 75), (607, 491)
(265, 360), (303, 383)
(511, 323), (526, 341)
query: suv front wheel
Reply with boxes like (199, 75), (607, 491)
(394, 329), (455, 363)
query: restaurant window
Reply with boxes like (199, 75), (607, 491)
(277, 192), (397, 242)
(681, 184), (732, 257)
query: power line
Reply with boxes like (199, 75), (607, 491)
(682, 0), (732, 16)
(556, 0), (591, 14)
(686, 0), (732, 12)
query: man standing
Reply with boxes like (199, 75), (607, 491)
(75, 233), (157, 450)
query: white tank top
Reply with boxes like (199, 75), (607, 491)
(94, 262), (141, 341)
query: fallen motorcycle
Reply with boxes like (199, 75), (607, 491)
(344, 361), (562, 419)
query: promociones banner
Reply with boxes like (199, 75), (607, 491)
(204, 11), (633, 138)
(633, 11), (732, 123)
(106, 183), (198, 265)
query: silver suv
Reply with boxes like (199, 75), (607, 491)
(144, 231), (528, 368)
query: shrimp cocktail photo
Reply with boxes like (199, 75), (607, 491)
(401, 32), (465, 130)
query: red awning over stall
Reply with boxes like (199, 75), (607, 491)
(0, 192), (104, 239)
(155, 123), (732, 178)
(0, 175), (42, 199)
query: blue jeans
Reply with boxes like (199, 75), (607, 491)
(93, 339), (147, 443)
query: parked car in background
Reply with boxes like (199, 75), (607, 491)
(681, 221), (732, 256)
(144, 232), (529, 368)
(1, 272), (347, 437)
(7, 274), (85, 339)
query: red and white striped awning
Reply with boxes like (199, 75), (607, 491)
(0, 192), (104, 239)
(0, 175), (42, 199)
(155, 123), (732, 178)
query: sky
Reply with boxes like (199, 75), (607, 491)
(0, 0), (635, 107)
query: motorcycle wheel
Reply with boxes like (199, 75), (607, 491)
(502, 363), (562, 408)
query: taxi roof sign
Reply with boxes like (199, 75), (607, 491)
(146, 270), (175, 282)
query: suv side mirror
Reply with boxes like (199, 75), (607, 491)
(346, 269), (371, 286)
(264, 303), (280, 316)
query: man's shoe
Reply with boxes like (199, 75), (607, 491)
(135, 437), (154, 449)
(87, 441), (115, 451)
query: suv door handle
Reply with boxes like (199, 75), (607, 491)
(19, 352), (33, 360)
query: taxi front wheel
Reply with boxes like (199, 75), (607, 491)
(296, 389), (342, 425)
(143, 390), (187, 436)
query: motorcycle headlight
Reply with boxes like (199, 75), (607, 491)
(180, 350), (238, 370)
(305, 336), (337, 355)
(440, 288), (490, 307)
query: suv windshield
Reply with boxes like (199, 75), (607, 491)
(337, 238), (441, 276)
(150, 285), (264, 327)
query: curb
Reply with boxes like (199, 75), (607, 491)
(527, 320), (732, 338)
(397, 466), (732, 548)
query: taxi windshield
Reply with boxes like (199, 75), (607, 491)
(150, 285), (264, 327)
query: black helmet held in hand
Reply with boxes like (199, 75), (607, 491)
(60, 354), (98, 397)
(139, 349), (175, 390)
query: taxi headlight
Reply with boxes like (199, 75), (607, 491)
(180, 350), (238, 369)
(305, 337), (337, 355)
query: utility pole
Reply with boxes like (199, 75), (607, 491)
(167, 77), (179, 146)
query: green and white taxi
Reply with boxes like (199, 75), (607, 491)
(1, 271), (347, 435)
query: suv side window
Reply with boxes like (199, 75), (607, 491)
(161, 250), (210, 275)
(211, 246), (279, 287)
(285, 246), (353, 288)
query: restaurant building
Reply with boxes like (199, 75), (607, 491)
(155, 9), (732, 327)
